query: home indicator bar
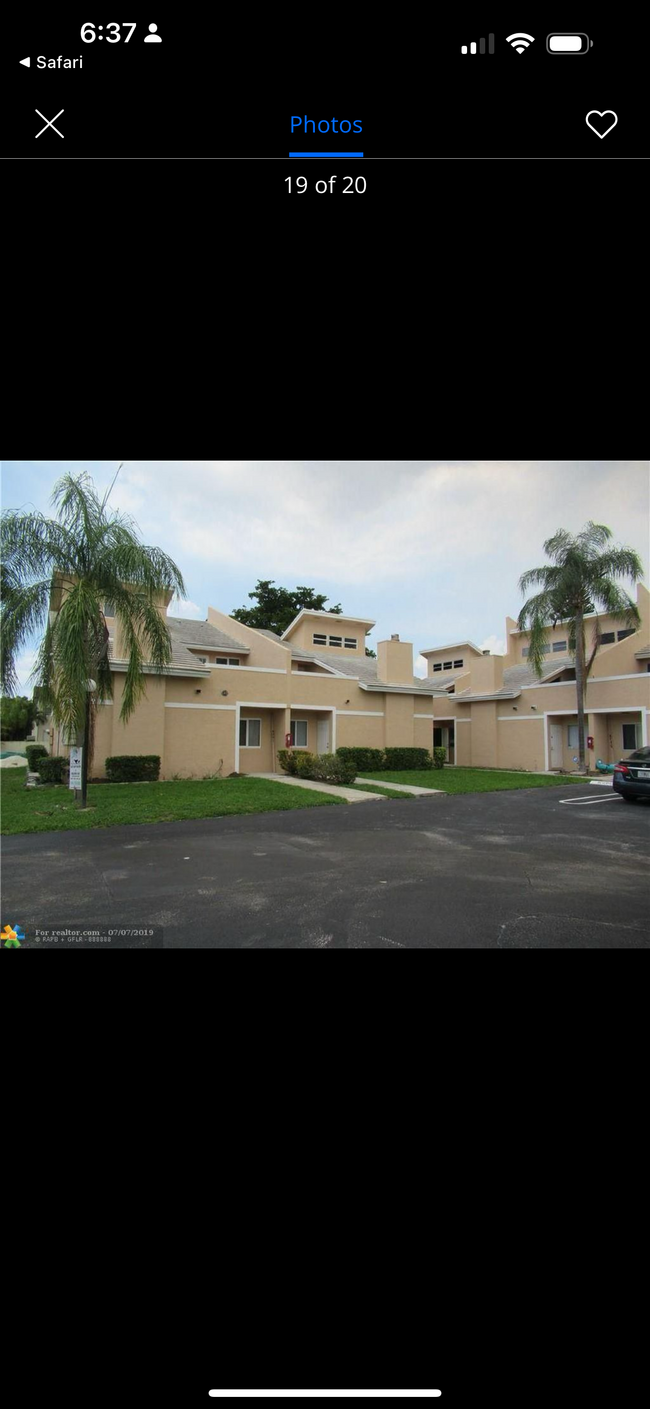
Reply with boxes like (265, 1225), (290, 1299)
(208, 1394), (442, 1399)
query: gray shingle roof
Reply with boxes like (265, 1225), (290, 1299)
(291, 647), (446, 693)
(634, 646), (650, 659)
(166, 617), (249, 654)
(503, 659), (575, 689)
(255, 628), (287, 643)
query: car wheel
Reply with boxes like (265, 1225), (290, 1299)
(622, 795), (637, 803)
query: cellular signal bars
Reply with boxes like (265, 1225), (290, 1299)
(461, 35), (494, 54)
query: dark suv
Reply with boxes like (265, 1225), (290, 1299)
(613, 746), (650, 802)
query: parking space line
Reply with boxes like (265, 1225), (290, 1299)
(559, 795), (622, 805)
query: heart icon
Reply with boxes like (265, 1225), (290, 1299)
(585, 110), (618, 139)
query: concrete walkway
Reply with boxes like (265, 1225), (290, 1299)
(249, 772), (384, 802)
(359, 776), (443, 796)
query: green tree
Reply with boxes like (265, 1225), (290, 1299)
(0, 694), (42, 740)
(1, 470), (185, 806)
(518, 523), (643, 774)
(231, 579), (342, 636)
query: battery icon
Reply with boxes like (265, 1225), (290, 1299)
(546, 33), (592, 53)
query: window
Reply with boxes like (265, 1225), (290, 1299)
(522, 644), (550, 657)
(617, 629), (635, 641)
(103, 600), (116, 617)
(433, 663), (442, 672)
(215, 656), (241, 665)
(328, 636), (342, 647)
(453, 659), (464, 668)
(622, 722), (638, 751)
(313, 633), (327, 645)
(552, 640), (567, 653)
(600, 631), (615, 644)
(522, 647), (529, 658)
(567, 725), (579, 747)
(291, 720), (308, 748)
(443, 661), (452, 670)
(239, 718), (261, 748)
(228, 657), (240, 665)
(344, 638), (357, 649)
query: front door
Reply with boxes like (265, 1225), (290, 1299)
(317, 718), (330, 753)
(434, 725), (448, 759)
(550, 722), (563, 769)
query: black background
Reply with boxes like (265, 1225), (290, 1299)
(2, 11), (645, 160)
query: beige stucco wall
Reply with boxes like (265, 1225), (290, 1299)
(240, 707), (277, 772)
(285, 613), (371, 658)
(423, 646), (479, 679)
(385, 693), (415, 747)
(164, 705), (237, 778)
(467, 701), (498, 767)
(106, 674), (166, 768)
(377, 638), (414, 685)
(206, 608), (291, 671)
(496, 719), (545, 772)
(336, 712), (385, 750)
(91, 700), (115, 776)
(507, 584), (649, 668)
(413, 715), (434, 751)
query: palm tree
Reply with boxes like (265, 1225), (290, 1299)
(518, 523), (644, 774)
(1, 469), (185, 805)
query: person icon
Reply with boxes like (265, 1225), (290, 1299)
(144, 23), (162, 42)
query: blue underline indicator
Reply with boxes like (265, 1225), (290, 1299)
(288, 152), (364, 157)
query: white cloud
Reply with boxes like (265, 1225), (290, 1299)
(167, 598), (204, 619)
(479, 634), (506, 656)
(13, 651), (38, 695)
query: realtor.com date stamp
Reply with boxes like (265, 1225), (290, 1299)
(22, 925), (163, 948)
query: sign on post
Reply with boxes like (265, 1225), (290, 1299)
(69, 746), (83, 790)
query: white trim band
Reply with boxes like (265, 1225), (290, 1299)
(337, 710), (384, 717)
(164, 702), (236, 710)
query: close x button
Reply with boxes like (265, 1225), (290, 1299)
(35, 108), (64, 138)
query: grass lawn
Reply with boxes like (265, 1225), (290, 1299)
(357, 767), (589, 794)
(0, 766), (344, 835)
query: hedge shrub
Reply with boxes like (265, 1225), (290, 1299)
(432, 747), (447, 769)
(336, 746), (386, 773)
(105, 754), (161, 783)
(294, 751), (317, 777)
(383, 747), (432, 770)
(26, 744), (49, 771)
(278, 749), (356, 786)
(309, 753), (356, 785)
(37, 755), (67, 784)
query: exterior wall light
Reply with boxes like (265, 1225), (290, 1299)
(195, 688), (201, 694)
(221, 689), (228, 696)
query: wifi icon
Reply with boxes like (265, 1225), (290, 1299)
(506, 32), (535, 53)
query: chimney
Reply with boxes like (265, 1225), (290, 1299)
(378, 635), (414, 685)
(471, 651), (504, 694)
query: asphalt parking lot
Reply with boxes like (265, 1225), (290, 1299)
(2, 784), (649, 947)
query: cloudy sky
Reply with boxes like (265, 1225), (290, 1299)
(2, 460), (648, 692)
